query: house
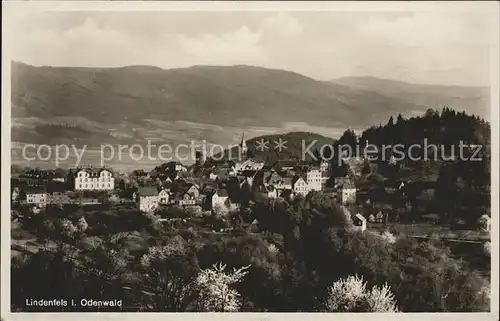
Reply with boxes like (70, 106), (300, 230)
(19, 169), (54, 186)
(320, 160), (329, 173)
(209, 167), (231, 181)
(170, 161), (188, 173)
(305, 166), (323, 192)
(266, 172), (292, 190)
(158, 188), (170, 205)
(375, 211), (384, 223)
(234, 158), (265, 173)
(177, 184), (200, 206)
(352, 213), (367, 232)
(212, 189), (229, 209)
(46, 182), (71, 204)
(339, 179), (356, 204)
(23, 186), (47, 206)
(72, 167), (114, 191)
(135, 186), (160, 212)
(292, 176), (309, 197)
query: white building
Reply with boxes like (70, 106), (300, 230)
(340, 180), (356, 204)
(212, 189), (229, 209)
(135, 186), (160, 212)
(292, 176), (309, 196)
(306, 166), (323, 192)
(158, 189), (170, 205)
(24, 186), (47, 206)
(266, 172), (292, 190)
(352, 213), (367, 232)
(73, 167), (114, 191)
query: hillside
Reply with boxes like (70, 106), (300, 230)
(223, 131), (335, 163)
(331, 76), (490, 119)
(11, 62), (490, 148)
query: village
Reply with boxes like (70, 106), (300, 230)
(11, 133), (492, 236)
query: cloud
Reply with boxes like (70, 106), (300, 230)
(176, 25), (267, 66)
(360, 12), (489, 47)
(259, 12), (303, 40)
(9, 10), (494, 86)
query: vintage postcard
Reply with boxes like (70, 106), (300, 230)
(1, 1), (499, 320)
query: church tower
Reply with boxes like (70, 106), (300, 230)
(240, 132), (248, 159)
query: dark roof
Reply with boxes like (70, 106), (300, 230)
(181, 183), (199, 195)
(353, 213), (366, 222)
(277, 160), (296, 167)
(137, 186), (159, 197)
(215, 189), (229, 197)
(292, 175), (306, 185)
(211, 167), (231, 178)
(24, 186), (47, 194)
(267, 172), (292, 185)
(306, 165), (320, 171)
(339, 180), (355, 189)
(46, 182), (67, 194)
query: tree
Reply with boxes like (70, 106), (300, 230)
(361, 163), (372, 175)
(78, 233), (131, 301)
(321, 275), (398, 312)
(140, 236), (200, 311)
(76, 216), (89, 233)
(387, 116), (394, 127)
(336, 129), (358, 152)
(191, 262), (250, 312)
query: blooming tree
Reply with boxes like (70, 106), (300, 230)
(140, 236), (199, 311)
(380, 230), (397, 244)
(58, 218), (77, 237)
(192, 262), (250, 312)
(322, 275), (398, 312)
(483, 242), (491, 256)
(76, 216), (89, 233)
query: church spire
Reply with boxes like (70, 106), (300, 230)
(240, 132), (248, 158)
(241, 132), (246, 148)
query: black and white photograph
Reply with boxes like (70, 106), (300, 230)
(1, 1), (499, 318)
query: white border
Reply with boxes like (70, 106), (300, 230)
(1, 1), (499, 321)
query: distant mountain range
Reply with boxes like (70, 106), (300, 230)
(11, 61), (490, 149)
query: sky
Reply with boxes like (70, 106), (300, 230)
(9, 7), (496, 86)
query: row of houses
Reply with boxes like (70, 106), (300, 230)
(134, 183), (230, 213)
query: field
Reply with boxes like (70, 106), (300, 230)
(368, 223), (490, 242)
